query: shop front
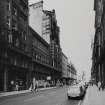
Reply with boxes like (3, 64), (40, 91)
(8, 67), (28, 91)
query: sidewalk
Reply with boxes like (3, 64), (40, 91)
(0, 87), (57, 98)
(82, 85), (105, 105)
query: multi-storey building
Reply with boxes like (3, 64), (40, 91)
(61, 52), (77, 85)
(42, 10), (62, 78)
(29, 1), (43, 36)
(43, 10), (61, 69)
(29, 1), (62, 82)
(29, 26), (51, 80)
(69, 63), (77, 80)
(92, 0), (105, 87)
(67, 63), (77, 85)
(0, 0), (30, 91)
(0, 0), (62, 92)
(61, 52), (68, 84)
(42, 10), (51, 44)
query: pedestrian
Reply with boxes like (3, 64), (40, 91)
(29, 83), (32, 91)
(32, 78), (36, 92)
(15, 82), (19, 91)
(98, 81), (101, 91)
(35, 80), (38, 92)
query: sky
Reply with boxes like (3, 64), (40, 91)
(29, 0), (95, 81)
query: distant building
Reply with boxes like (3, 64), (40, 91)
(61, 52), (68, 79)
(61, 52), (77, 84)
(67, 63), (77, 80)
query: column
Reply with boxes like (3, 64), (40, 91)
(98, 64), (101, 82)
(101, 63), (104, 87)
(4, 68), (8, 91)
(26, 71), (31, 89)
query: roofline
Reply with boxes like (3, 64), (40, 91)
(29, 0), (43, 7)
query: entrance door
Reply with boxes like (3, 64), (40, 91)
(0, 71), (4, 91)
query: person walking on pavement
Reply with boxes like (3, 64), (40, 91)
(98, 81), (101, 91)
(35, 80), (38, 92)
(31, 77), (36, 93)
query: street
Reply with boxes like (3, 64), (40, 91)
(0, 87), (83, 105)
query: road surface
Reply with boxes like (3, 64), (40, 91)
(0, 86), (83, 105)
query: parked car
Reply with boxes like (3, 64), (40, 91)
(67, 82), (85, 99)
(84, 82), (89, 89)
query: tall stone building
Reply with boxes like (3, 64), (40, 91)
(29, 26), (51, 80)
(0, 0), (62, 92)
(0, 0), (30, 91)
(92, 0), (105, 87)
(29, 1), (62, 82)
(29, 1), (43, 36)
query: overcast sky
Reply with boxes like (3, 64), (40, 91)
(29, 0), (95, 80)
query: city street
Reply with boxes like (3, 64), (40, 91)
(0, 87), (83, 105)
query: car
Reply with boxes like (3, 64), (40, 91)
(84, 82), (89, 89)
(67, 83), (85, 99)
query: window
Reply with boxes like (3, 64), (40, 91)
(12, 7), (17, 16)
(12, 19), (17, 30)
(21, 31), (27, 41)
(7, 16), (11, 28)
(15, 38), (19, 47)
(7, 0), (11, 11)
(14, 57), (17, 65)
(8, 34), (12, 43)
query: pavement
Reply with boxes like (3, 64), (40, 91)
(0, 86), (57, 98)
(82, 85), (105, 105)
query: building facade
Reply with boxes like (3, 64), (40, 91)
(29, 26), (51, 81)
(0, 0), (62, 92)
(67, 63), (77, 81)
(0, 0), (30, 91)
(61, 52), (68, 80)
(42, 10), (51, 44)
(29, 1), (43, 36)
(61, 52), (77, 84)
(92, 0), (105, 87)
(29, 1), (62, 82)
